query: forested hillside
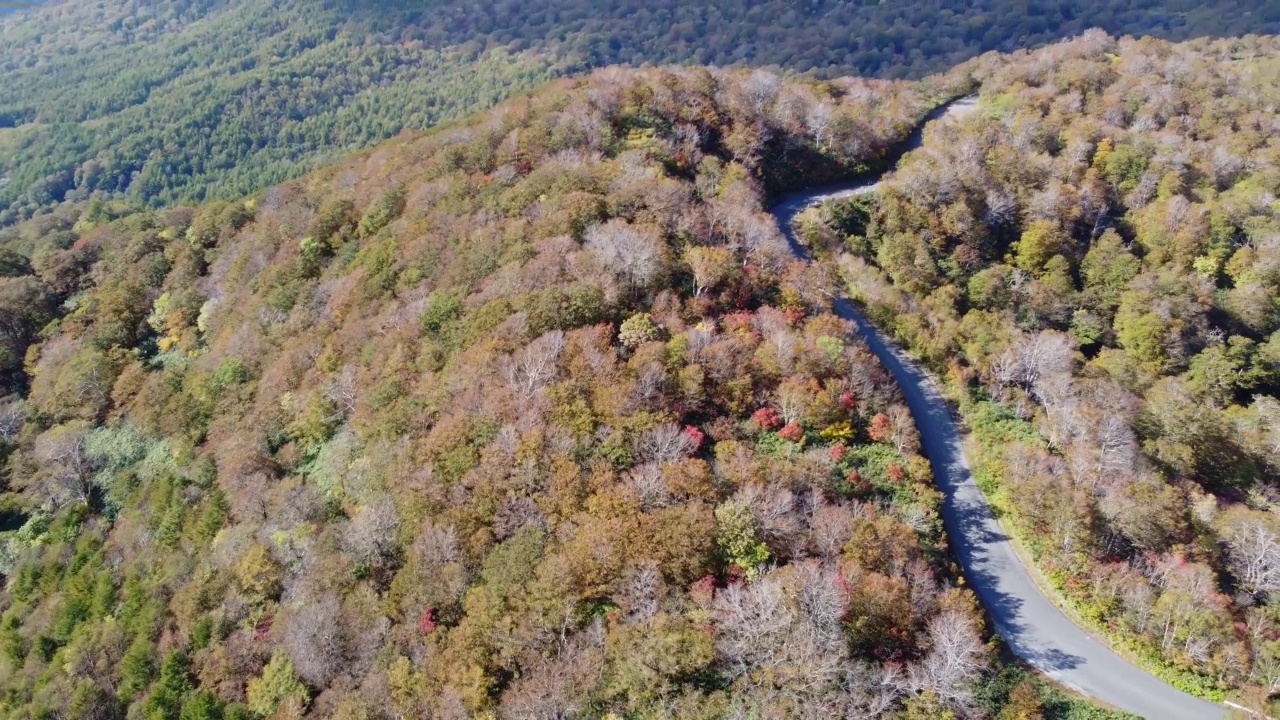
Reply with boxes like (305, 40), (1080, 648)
(0, 0), (1276, 224)
(0, 62), (1133, 719)
(803, 30), (1280, 710)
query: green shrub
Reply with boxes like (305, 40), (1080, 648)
(31, 634), (58, 662)
(142, 651), (193, 720)
(310, 198), (356, 242)
(191, 616), (213, 651)
(1, 615), (25, 665)
(246, 651), (308, 717)
(714, 500), (769, 579)
(357, 187), (406, 239)
(527, 284), (608, 335)
(618, 312), (660, 348)
(481, 525), (546, 597)
(209, 358), (251, 396)
(85, 423), (148, 473)
(179, 691), (224, 720)
(421, 290), (464, 336)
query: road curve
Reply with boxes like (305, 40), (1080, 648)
(769, 98), (1228, 720)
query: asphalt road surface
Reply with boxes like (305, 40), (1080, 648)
(769, 97), (1228, 720)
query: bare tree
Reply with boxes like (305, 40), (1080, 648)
(412, 516), (461, 567)
(1210, 146), (1244, 188)
(584, 219), (663, 290)
(766, 328), (799, 376)
(808, 501), (855, 561)
(886, 404), (920, 455)
(991, 330), (1076, 403)
(323, 365), (358, 419)
(617, 561), (664, 622)
(399, 517), (468, 621)
(838, 663), (906, 720)
(983, 188), (1013, 226)
(625, 461), (669, 510)
(502, 330), (567, 399)
(739, 212), (790, 270)
(440, 689), (469, 720)
(736, 483), (802, 552)
(34, 422), (96, 507)
(497, 625), (604, 720)
(714, 564), (848, 699)
(1094, 413), (1140, 483)
(344, 496), (400, 567)
(714, 573), (796, 680)
(0, 395), (24, 443)
(1247, 608), (1280, 693)
(1224, 517), (1280, 598)
(626, 360), (667, 411)
(805, 100), (836, 148)
(1246, 396), (1280, 472)
(774, 377), (813, 424)
(225, 470), (272, 523)
(909, 609), (988, 711)
(634, 422), (697, 465)
(740, 69), (781, 117)
(494, 495), (544, 540)
(793, 561), (848, 651)
(283, 592), (346, 687)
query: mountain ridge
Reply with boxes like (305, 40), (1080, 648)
(0, 0), (1276, 222)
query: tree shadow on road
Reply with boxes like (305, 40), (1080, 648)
(946, 483), (1085, 674)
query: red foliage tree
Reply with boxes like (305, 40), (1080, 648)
(846, 468), (872, 495)
(886, 463), (905, 483)
(418, 606), (439, 636)
(723, 311), (756, 335)
(690, 574), (717, 605)
(868, 412), (892, 443)
(751, 406), (782, 431)
(683, 424), (706, 449)
(777, 420), (804, 443)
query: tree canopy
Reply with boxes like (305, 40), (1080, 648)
(0, 62), (1123, 720)
(813, 30), (1280, 710)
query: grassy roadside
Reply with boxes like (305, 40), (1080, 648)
(979, 652), (1143, 720)
(852, 289), (1199, 715)
(788, 182), (1245, 706)
(857, 295), (1242, 708)
(953, 393), (1242, 707)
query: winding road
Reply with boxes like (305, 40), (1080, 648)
(769, 98), (1228, 720)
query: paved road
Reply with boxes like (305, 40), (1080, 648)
(769, 98), (1228, 720)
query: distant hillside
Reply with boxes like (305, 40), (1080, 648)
(0, 0), (1276, 223)
(0, 3), (38, 16)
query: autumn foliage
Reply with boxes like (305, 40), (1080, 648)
(820, 30), (1280, 703)
(0, 63), (1019, 719)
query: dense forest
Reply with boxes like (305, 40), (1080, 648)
(801, 30), (1280, 711)
(0, 0), (1276, 223)
(0, 59), (1141, 719)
